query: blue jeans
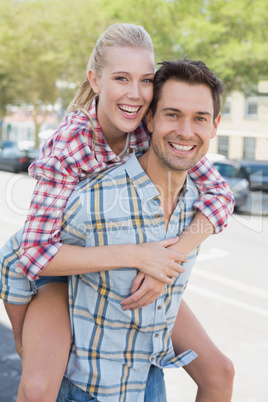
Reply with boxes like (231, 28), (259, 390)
(34, 275), (68, 289)
(56, 365), (166, 401)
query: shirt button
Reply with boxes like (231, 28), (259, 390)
(157, 305), (162, 310)
(155, 214), (160, 218)
(154, 333), (159, 338)
(149, 356), (154, 362)
(114, 156), (121, 162)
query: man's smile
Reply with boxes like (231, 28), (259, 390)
(168, 142), (196, 152)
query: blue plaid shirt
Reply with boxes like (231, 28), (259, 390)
(1, 151), (200, 401)
(61, 151), (199, 401)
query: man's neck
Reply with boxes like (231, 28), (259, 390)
(139, 152), (187, 226)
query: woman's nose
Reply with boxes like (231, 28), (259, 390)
(127, 82), (140, 99)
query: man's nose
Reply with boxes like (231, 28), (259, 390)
(176, 118), (194, 138)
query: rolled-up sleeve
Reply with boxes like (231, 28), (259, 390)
(188, 156), (235, 233)
(0, 229), (35, 304)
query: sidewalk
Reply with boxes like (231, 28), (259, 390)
(0, 302), (21, 401)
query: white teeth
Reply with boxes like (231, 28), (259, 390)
(170, 143), (194, 151)
(119, 105), (140, 114)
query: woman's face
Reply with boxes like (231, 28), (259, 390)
(90, 46), (155, 141)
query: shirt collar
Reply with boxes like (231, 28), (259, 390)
(124, 151), (160, 203)
(125, 150), (192, 204)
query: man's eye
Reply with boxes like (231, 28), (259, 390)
(167, 113), (177, 118)
(196, 116), (206, 121)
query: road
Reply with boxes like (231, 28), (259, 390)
(0, 171), (268, 401)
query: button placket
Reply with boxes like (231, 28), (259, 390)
(151, 301), (164, 357)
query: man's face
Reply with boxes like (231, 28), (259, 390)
(146, 79), (221, 172)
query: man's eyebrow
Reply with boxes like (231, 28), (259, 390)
(161, 108), (212, 116)
(161, 108), (181, 113)
(196, 111), (212, 116)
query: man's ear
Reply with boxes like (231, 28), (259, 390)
(146, 109), (154, 133)
(88, 70), (100, 94)
(211, 113), (221, 139)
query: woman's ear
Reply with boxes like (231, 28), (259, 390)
(88, 70), (100, 94)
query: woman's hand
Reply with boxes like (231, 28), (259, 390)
(135, 237), (186, 284)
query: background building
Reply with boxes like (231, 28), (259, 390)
(209, 82), (268, 161)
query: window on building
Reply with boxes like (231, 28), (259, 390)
(245, 97), (258, 118)
(222, 97), (231, 117)
(217, 136), (229, 157)
(243, 137), (256, 160)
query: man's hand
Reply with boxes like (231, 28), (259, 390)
(121, 272), (169, 310)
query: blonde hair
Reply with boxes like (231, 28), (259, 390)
(66, 23), (154, 115)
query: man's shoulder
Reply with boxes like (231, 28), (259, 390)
(75, 163), (128, 194)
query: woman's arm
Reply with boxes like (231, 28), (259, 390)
(39, 237), (187, 284)
(170, 211), (213, 254)
(17, 112), (100, 281)
(188, 156), (235, 233)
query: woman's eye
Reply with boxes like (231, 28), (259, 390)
(142, 78), (154, 84)
(115, 76), (127, 82)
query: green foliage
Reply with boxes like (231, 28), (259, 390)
(0, 0), (267, 117)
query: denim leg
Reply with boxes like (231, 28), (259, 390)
(56, 377), (97, 402)
(57, 367), (166, 402)
(144, 365), (167, 402)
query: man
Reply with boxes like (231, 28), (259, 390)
(2, 59), (230, 401)
(53, 59), (222, 401)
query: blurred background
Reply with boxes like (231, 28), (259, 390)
(0, 0), (268, 401)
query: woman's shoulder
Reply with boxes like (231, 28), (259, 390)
(41, 111), (96, 156)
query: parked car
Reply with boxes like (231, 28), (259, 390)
(0, 140), (17, 150)
(240, 161), (268, 192)
(0, 146), (33, 173)
(206, 152), (227, 162)
(213, 159), (250, 210)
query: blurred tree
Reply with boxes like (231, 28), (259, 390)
(0, 0), (267, 146)
(0, 0), (64, 147)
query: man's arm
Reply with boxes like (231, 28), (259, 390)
(4, 302), (28, 358)
(121, 212), (213, 310)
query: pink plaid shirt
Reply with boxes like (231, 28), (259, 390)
(17, 97), (234, 280)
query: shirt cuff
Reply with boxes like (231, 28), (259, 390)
(193, 196), (230, 234)
(16, 242), (63, 281)
(0, 282), (35, 305)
